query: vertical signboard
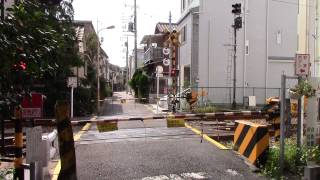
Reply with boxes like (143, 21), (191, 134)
(295, 54), (310, 76)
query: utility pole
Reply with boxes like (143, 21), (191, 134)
(168, 11), (172, 91)
(231, 3), (242, 109)
(232, 24), (237, 109)
(125, 37), (129, 94)
(134, 0), (138, 71)
(96, 20), (101, 114)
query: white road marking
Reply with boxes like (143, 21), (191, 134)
(180, 172), (207, 179)
(138, 172), (208, 180)
(225, 169), (242, 176)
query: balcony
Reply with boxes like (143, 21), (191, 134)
(144, 47), (164, 64)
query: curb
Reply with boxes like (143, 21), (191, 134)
(185, 123), (230, 150)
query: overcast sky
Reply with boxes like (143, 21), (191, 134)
(72, 0), (181, 67)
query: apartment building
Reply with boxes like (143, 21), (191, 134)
(178, 0), (200, 89)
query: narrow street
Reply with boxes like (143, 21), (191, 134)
(75, 92), (264, 180)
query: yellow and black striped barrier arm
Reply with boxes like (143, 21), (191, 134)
(55, 101), (77, 180)
(233, 120), (269, 166)
(14, 106), (24, 180)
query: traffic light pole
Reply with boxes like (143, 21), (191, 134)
(232, 21), (237, 109)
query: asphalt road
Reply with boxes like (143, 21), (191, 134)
(75, 92), (264, 180)
(76, 133), (263, 180)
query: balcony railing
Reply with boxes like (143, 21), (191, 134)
(144, 47), (164, 63)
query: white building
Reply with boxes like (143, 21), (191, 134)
(198, 0), (298, 105)
(178, 0), (200, 89)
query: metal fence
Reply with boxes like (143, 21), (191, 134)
(191, 87), (282, 106)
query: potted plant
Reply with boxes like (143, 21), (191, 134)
(289, 80), (316, 99)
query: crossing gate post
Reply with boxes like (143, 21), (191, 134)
(55, 101), (77, 180)
(233, 120), (269, 167)
(14, 106), (24, 180)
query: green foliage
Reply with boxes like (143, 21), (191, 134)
(261, 138), (320, 179)
(129, 69), (150, 102)
(74, 87), (95, 116)
(290, 80), (316, 98)
(100, 77), (113, 99)
(193, 105), (217, 113)
(183, 81), (190, 89)
(0, 0), (83, 117)
(0, 168), (13, 179)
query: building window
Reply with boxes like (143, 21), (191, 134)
(182, 0), (186, 12)
(181, 25), (187, 43)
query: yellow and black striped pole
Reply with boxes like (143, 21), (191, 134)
(55, 101), (77, 180)
(14, 106), (24, 180)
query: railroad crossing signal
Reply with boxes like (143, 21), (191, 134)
(169, 30), (180, 46)
(232, 3), (241, 15)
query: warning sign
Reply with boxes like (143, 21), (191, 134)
(97, 121), (118, 132)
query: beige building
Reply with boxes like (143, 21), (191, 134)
(298, 0), (320, 77)
(74, 20), (109, 82)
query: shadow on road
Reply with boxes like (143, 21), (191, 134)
(100, 101), (124, 116)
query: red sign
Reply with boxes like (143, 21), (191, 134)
(21, 93), (44, 118)
(22, 108), (42, 118)
(295, 54), (310, 76)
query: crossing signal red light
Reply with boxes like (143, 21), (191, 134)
(171, 69), (179, 77)
(13, 61), (27, 71)
(13, 50), (27, 71)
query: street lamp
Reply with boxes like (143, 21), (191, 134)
(96, 25), (115, 114)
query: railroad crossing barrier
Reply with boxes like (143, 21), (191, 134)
(233, 120), (269, 166)
(70, 111), (266, 125)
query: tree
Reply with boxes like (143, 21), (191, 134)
(129, 69), (150, 102)
(0, 0), (81, 117)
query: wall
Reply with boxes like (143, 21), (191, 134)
(198, 0), (297, 104)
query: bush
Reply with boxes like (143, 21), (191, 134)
(193, 105), (217, 113)
(261, 138), (320, 179)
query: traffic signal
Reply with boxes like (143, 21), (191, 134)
(232, 3), (241, 15)
(13, 49), (27, 71)
(234, 16), (242, 29)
